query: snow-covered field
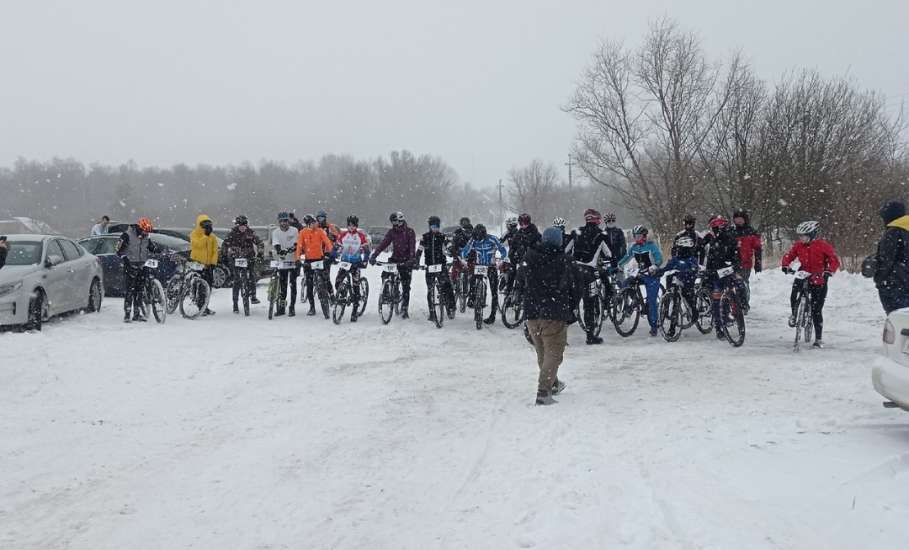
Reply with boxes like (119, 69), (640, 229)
(2, 268), (907, 549)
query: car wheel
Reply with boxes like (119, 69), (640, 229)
(86, 278), (103, 313)
(25, 289), (48, 331)
(212, 266), (228, 288)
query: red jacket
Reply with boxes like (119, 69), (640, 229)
(781, 239), (840, 286)
(734, 226), (763, 271)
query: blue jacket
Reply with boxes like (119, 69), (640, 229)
(461, 235), (508, 266)
(618, 240), (663, 270)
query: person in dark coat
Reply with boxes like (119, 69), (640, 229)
(523, 226), (580, 405)
(0, 237), (8, 269)
(874, 200), (909, 314)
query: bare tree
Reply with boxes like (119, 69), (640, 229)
(507, 159), (561, 223)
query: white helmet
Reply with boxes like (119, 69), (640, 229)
(505, 216), (518, 227)
(795, 220), (819, 237)
(552, 216), (567, 228)
(675, 236), (694, 248)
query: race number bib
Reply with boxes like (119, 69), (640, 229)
(795, 270), (811, 280)
(384, 264), (398, 274)
(428, 264), (443, 273)
(234, 258), (248, 268)
(311, 260), (324, 270)
(474, 265), (488, 276)
(270, 260), (281, 268)
(188, 261), (204, 271)
(339, 261), (352, 271)
(717, 266), (734, 278)
(143, 259), (159, 269)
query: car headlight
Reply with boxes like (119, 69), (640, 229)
(884, 319), (895, 344)
(0, 281), (23, 297)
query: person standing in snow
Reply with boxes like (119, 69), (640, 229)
(190, 214), (219, 316)
(523, 226), (580, 405)
(873, 200), (909, 314)
(732, 209), (762, 313)
(369, 212), (417, 319)
(0, 237), (7, 270)
(90, 215), (110, 236)
(781, 221), (840, 348)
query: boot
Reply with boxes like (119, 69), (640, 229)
(552, 379), (566, 395)
(233, 303), (240, 314)
(133, 310), (147, 322)
(813, 339), (824, 349)
(307, 303), (316, 316)
(788, 314), (797, 328)
(401, 307), (409, 319)
(203, 308), (215, 316)
(649, 326), (658, 337)
(123, 311), (132, 323)
(288, 304), (295, 317)
(586, 334), (603, 345)
(535, 390), (557, 406)
(276, 299), (286, 317)
(350, 311), (358, 323)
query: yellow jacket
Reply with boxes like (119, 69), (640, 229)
(190, 214), (219, 265)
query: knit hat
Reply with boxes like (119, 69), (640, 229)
(542, 226), (563, 247)
(880, 200), (906, 224)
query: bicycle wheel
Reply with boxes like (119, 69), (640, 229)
(721, 292), (746, 347)
(379, 279), (394, 324)
(500, 287), (522, 329)
(694, 288), (713, 334)
(457, 274), (468, 313)
(333, 280), (349, 324)
(357, 277), (369, 317)
(316, 278), (330, 319)
(802, 294), (813, 346)
(474, 277), (486, 330)
(148, 279), (167, 323)
(613, 287), (640, 337)
(165, 275), (182, 315)
(658, 291), (682, 342)
(180, 276), (210, 319)
(240, 271), (250, 316)
(267, 275), (278, 320)
(431, 280), (445, 329)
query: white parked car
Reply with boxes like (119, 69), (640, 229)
(0, 234), (104, 331)
(872, 308), (909, 411)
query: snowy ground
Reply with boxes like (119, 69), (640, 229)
(2, 268), (907, 549)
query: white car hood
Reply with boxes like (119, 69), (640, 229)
(0, 264), (40, 284)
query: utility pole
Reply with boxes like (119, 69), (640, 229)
(565, 154), (574, 190)
(497, 178), (504, 233)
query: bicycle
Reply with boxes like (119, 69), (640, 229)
(469, 263), (495, 330)
(613, 267), (664, 337)
(713, 266), (746, 347)
(306, 258), (332, 319)
(140, 258), (167, 323)
(231, 256), (252, 316)
(574, 262), (604, 338)
(657, 269), (695, 342)
(333, 260), (370, 324)
(500, 263), (525, 329)
(165, 259), (211, 320)
(693, 271), (714, 335)
(453, 264), (470, 314)
(418, 263), (451, 329)
(266, 254), (297, 320)
(789, 270), (815, 352)
(377, 261), (403, 324)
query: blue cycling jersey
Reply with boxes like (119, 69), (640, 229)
(461, 235), (508, 266)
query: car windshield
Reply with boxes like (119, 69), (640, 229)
(4, 241), (43, 265)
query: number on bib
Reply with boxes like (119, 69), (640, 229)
(384, 264), (398, 273)
(234, 258), (248, 268)
(795, 270), (811, 280)
(474, 265), (488, 276)
(311, 260), (324, 270)
(428, 264), (443, 273)
(717, 266), (734, 278)
(188, 261), (204, 272)
(270, 260), (281, 268)
(144, 259), (159, 269)
(339, 261), (352, 271)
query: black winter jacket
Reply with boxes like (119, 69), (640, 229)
(221, 227), (264, 259)
(701, 229), (740, 272)
(450, 226), (473, 258)
(418, 231), (449, 266)
(874, 215), (909, 291)
(569, 224), (612, 265)
(523, 243), (579, 323)
(604, 226), (626, 268)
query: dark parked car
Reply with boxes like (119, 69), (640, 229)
(78, 233), (191, 297)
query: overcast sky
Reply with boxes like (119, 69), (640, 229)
(2, 0), (907, 188)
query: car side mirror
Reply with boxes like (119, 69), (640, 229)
(45, 254), (63, 268)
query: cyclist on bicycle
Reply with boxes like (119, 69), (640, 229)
(618, 224), (663, 336)
(449, 217), (474, 288)
(502, 213), (540, 295)
(317, 209), (341, 257)
(117, 217), (162, 323)
(336, 215), (371, 322)
(569, 209), (613, 344)
(659, 214), (702, 321)
(701, 215), (744, 339)
(553, 217), (575, 251)
(370, 212), (417, 318)
(460, 223), (509, 324)
(781, 221), (840, 348)
(733, 209), (762, 313)
(416, 215), (456, 322)
(221, 215), (264, 314)
(190, 214), (219, 316)
(603, 211), (627, 271)
(296, 214), (335, 316)
(272, 212), (300, 316)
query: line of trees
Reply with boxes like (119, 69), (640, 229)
(0, 151), (499, 236)
(566, 17), (907, 264)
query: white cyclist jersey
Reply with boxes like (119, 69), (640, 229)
(337, 228), (370, 262)
(272, 227), (298, 257)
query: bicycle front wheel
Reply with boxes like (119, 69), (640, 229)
(659, 291), (682, 342)
(722, 292), (746, 347)
(165, 275), (181, 314)
(379, 279), (395, 324)
(694, 288), (713, 334)
(180, 276), (210, 319)
(149, 279), (167, 323)
(357, 277), (369, 317)
(333, 280), (349, 324)
(474, 278), (486, 330)
(613, 287), (640, 337)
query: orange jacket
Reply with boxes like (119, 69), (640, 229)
(296, 226), (332, 260)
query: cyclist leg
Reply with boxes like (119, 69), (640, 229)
(488, 268), (499, 317)
(811, 283), (828, 341)
(643, 275), (660, 330)
(303, 263), (315, 309)
(790, 279), (803, 318)
(425, 269), (435, 315)
(441, 266), (455, 309)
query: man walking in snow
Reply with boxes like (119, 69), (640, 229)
(873, 200), (909, 314)
(523, 226), (579, 405)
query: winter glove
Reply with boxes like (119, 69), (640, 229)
(647, 265), (659, 275)
(782, 266), (793, 274)
(369, 256), (377, 266)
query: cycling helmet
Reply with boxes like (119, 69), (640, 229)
(505, 216), (518, 228)
(795, 220), (819, 238)
(473, 224), (487, 240)
(732, 208), (748, 220)
(459, 216), (471, 228)
(708, 216), (728, 229)
(518, 213), (531, 226)
(302, 214), (316, 225)
(390, 211), (405, 224)
(316, 210), (328, 220)
(137, 217), (153, 233)
(277, 212), (290, 222)
(604, 211), (617, 224)
(683, 214), (696, 225)
(234, 215), (249, 226)
(347, 215), (359, 227)
(675, 236), (695, 248)
(427, 215), (441, 227)
(552, 216), (567, 229)
(632, 224), (648, 236)
(584, 208), (602, 224)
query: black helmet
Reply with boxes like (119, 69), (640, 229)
(347, 215), (359, 226)
(473, 224), (487, 240)
(683, 214), (696, 225)
(518, 213), (531, 225)
(390, 211), (405, 224)
(428, 215), (441, 227)
(317, 209), (328, 220)
(302, 214), (316, 225)
(234, 215), (248, 226)
(277, 212), (290, 222)
(732, 209), (749, 224)
(459, 216), (471, 228)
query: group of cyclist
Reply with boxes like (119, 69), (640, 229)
(116, 205), (841, 347)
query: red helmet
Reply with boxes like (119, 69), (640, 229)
(584, 208), (602, 224)
(709, 216), (728, 229)
(137, 217), (154, 233)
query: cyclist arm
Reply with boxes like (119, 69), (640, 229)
(494, 236), (508, 263)
(617, 246), (634, 267)
(649, 242), (663, 267)
(753, 234), (763, 272)
(294, 231), (305, 261)
(780, 243), (798, 269)
(116, 232), (129, 256)
(320, 231), (332, 257)
(824, 241), (841, 274)
(370, 231), (393, 260)
(460, 239), (475, 260)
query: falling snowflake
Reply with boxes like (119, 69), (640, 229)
(778, 198), (788, 206)
(226, 183), (238, 191)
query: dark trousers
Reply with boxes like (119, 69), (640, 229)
(577, 266), (599, 335)
(879, 287), (909, 315)
(303, 259), (333, 307)
(123, 262), (144, 314)
(425, 265), (455, 312)
(230, 264), (255, 305)
(791, 280), (828, 340)
(468, 267), (499, 315)
(278, 267), (299, 306)
(382, 264), (413, 311)
(335, 265), (363, 308)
